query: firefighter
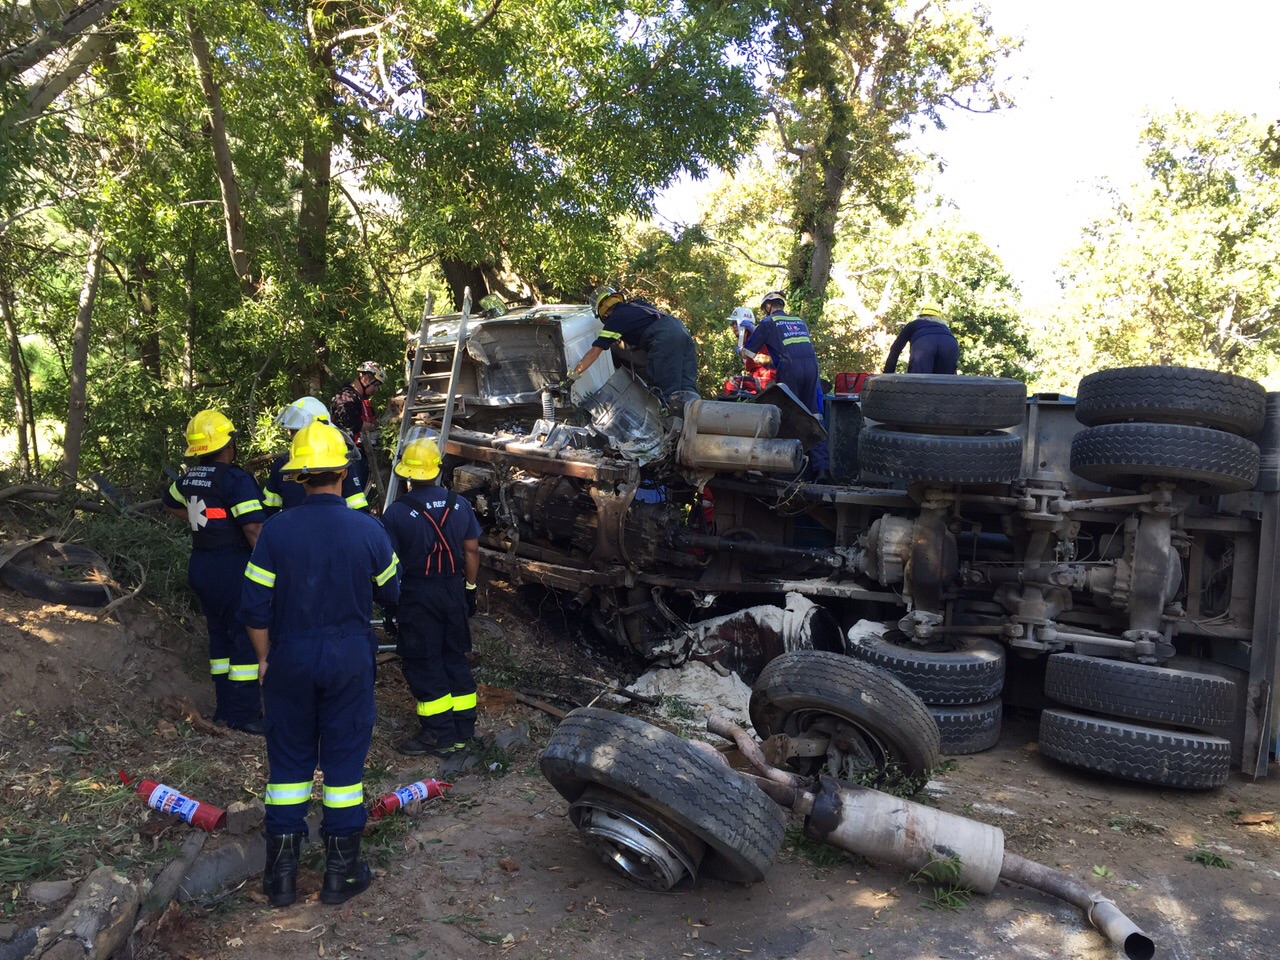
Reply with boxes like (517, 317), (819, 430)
(568, 286), (699, 406)
(162, 410), (266, 734)
(381, 430), (482, 758)
(240, 420), (400, 908)
(262, 396), (370, 513)
(740, 291), (830, 478)
(883, 303), (961, 374)
(330, 360), (385, 494)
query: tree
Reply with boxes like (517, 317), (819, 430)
(1037, 110), (1280, 390)
(765, 0), (1019, 314)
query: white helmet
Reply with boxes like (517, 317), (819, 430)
(274, 396), (331, 431)
(727, 306), (755, 327)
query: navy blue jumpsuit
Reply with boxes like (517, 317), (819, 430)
(594, 300), (698, 402)
(262, 452), (370, 513)
(163, 463), (265, 726)
(744, 313), (830, 473)
(382, 487), (482, 747)
(884, 316), (960, 374)
(239, 495), (400, 838)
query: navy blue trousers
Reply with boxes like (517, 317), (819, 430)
(262, 632), (377, 837)
(779, 359), (830, 474)
(189, 548), (261, 726)
(641, 315), (699, 402)
(908, 333), (960, 374)
(397, 577), (477, 745)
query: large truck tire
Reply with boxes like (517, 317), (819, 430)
(859, 427), (1023, 484)
(846, 633), (1005, 705)
(1038, 709), (1231, 789)
(1070, 422), (1259, 493)
(861, 374), (1027, 431)
(931, 699), (1003, 755)
(1075, 365), (1266, 436)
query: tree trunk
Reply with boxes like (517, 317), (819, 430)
(126, 252), (162, 379)
(183, 239), (196, 391)
(0, 0), (122, 80)
(63, 232), (104, 487)
(187, 12), (257, 298)
(0, 258), (32, 478)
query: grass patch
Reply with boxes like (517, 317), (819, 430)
(781, 823), (869, 869)
(1107, 813), (1166, 836)
(909, 854), (973, 911)
(1185, 847), (1231, 869)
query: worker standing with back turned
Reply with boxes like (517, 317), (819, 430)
(162, 410), (266, 734)
(240, 420), (400, 909)
(381, 430), (483, 758)
(883, 303), (960, 374)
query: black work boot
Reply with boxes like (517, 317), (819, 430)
(262, 833), (303, 908)
(320, 833), (372, 905)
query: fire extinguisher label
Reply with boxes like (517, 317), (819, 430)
(147, 783), (201, 824)
(394, 781), (431, 806)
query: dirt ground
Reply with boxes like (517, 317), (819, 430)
(2, 579), (1278, 960)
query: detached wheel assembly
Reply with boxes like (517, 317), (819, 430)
(539, 708), (785, 886)
(750, 650), (940, 781)
(0, 541), (113, 607)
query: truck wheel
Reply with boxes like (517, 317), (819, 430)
(860, 374), (1027, 431)
(1038, 709), (1231, 789)
(1075, 366), (1266, 436)
(858, 427), (1023, 484)
(539, 708), (785, 885)
(931, 699), (1002, 754)
(0, 542), (113, 608)
(845, 633), (1005, 705)
(1070, 422), (1259, 493)
(1044, 653), (1237, 732)
(750, 651), (940, 783)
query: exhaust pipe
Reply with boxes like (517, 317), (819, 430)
(706, 715), (1154, 960)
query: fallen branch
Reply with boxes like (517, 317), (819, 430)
(574, 675), (657, 705)
(97, 558), (145, 618)
(512, 691), (567, 720)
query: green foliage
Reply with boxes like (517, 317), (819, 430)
(783, 822), (869, 869)
(1034, 109), (1280, 391)
(1185, 847), (1231, 869)
(908, 853), (973, 910)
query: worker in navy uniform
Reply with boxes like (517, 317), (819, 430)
(883, 302), (960, 374)
(261, 396), (370, 514)
(739, 291), (830, 478)
(162, 409), (266, 734)
(381, 429), (483, 758)
(568, 286), (699, 406)
(240, 421), (400, 908)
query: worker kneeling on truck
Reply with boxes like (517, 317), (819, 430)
(382, 428), (483, 759)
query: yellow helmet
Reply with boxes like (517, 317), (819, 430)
(282, 421), (350, 476)
(918, 303), (944, 319)
(593, 285), (623, 319)
(184, 409), (236, 457)
(394, 437), (442, 481)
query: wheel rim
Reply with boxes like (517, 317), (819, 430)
(785, 710), (893, 778)
(568, 788), (705, 891)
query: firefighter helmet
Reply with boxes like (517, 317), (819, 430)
(274, 396), (330, 431)
(918, 303), (945, 319)
(282, 421), (351, 476)
(357, 360), (386, 384)
(394, 437), (442, 482)
(592, 285), (623, 319)
(184, 410), (236, 457)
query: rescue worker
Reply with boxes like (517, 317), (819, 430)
(568, 287), (699, 406)
(240, 420), (400, 908)
(262, 396), (370, 513)
(883, 303), (960, 374)
(740, 291), (830, 477)
(380, 431), (482, 758)
(330, 360), (385, 493)
(162, 410), (266, 734)
(727, 306), (776, 393)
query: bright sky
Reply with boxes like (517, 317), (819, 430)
(655, 1), (1280, 306)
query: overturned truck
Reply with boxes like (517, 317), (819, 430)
(402, 302), (1279, 789)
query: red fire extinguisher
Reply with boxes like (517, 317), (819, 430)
(370, 778), (452, 820)
(120, 771), (226, 831)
